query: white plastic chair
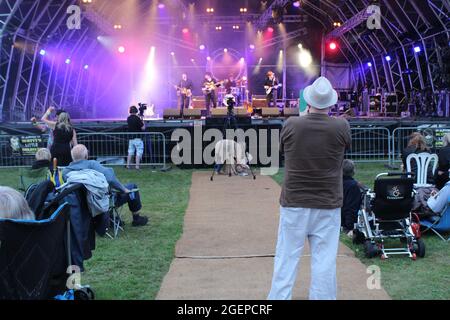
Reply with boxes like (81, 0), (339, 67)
(406, 152), (438, 187)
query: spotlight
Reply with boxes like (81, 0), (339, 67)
(242, 76), (247, 81)
(206, 56), (211, 61)
(199, 44), (205, 50)
(65, 58), (71, 64)
(113, 24), (122, 29)
(293, 1), (300, 7)
(224, 48), (228, 53)
(84, 64), (89, 70)
(82, 0), (92, 3)
(240, 8), (248, 13)
(297, 43), (303, 49)
(414, 46), (421, 53)
(39, 49), (46, 56)
(329, 42), (337, 50)
(215, 26), (222, 30)
(249, 44), (255, 50)
(259, 57), (263, 62)
(385, 55), (391, 62)
(240, 57), (245, 63)
(267, 27), (274, 33)
(118, 46), (125, 53)
(158, 3), (165, 9)
(170, 52), (175, 56)
(206, 8), (214, 13)
(182, 28), (189, 33)
(367, 62), (372, 67)
(191, 58), (195, 62)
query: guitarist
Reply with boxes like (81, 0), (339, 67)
(264, 71), (279, 108)
(175, 73), (193, 117)
(202, 72), (221, 115)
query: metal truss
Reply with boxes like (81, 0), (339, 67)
(0, 0), (103, 121)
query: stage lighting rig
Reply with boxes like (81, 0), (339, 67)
(271, 5), (284, 24)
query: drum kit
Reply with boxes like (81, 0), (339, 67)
(217, 78), (248, 107)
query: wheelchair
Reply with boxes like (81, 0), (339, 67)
(353, 172), (425, 260)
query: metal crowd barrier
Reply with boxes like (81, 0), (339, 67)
(0, 132), (166, 168)
(77, 132), (167, 168)
(392, 126), (450, 164)
(2, 125), (449, 168)
(346, 127), (391, 163)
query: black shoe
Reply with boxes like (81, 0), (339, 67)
(132, 215), (148, 227)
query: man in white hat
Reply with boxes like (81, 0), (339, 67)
(268, 76), (351, 300)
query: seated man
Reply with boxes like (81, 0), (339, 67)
(427, 182), (450, 215)
(341, 159), (362, 236)
(63, 144), (148, 227)
(32, 148), (52, 170)
(0, 186), (35, 220)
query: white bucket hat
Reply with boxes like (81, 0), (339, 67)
(303, 76), (338, 109)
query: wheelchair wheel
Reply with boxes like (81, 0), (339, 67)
(352, 230), (365, 244)
(364, 240), (379, 258)
(74, 287), (95, 300)
(413, 238), (426, 258)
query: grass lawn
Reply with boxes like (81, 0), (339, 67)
(273, 163), (450, 300)
(0, 167), (192, 300)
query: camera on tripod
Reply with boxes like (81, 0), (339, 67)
(138, 103), (147, 117)
(223, 94), (236, 115)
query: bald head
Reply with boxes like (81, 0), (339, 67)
(71, 144), (89, 162)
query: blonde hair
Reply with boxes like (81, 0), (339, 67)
(443, 132), (450, 147)
(35, 148), (51, 161)
(56, 112), (72, 132)
(407, 132), (429, 151)
(0, 186), (35, 220)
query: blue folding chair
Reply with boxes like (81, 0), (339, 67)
(420, 196), (450, 241)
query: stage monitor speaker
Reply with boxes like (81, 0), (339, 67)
(184, 108), (202, 118)
(261, 108), (280, 117)
(235, 107), (250, 117)
(210, 108), (228, 117)
(163, 108), (180, 119)
(192, 96), (205, 108)
(284, 108), (299, 117)
(252, 95), (267, 109)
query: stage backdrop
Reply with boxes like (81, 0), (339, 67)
(321, 62), (355, 91)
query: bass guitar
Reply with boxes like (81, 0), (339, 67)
(202, 81), (223, 94)
(172, 83), (192, 97)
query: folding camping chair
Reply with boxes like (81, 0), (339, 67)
(420, 196), (450, 241)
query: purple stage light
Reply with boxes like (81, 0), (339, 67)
(367, 62), (372, 67)
(65, 58), (71, 64)
(84, 64), (89, 70)
(293, 1), (301, 8)
(199, 44), (205, 50)
(118, 46), (125, 53)
(158, 3), (165, 9)
(39, 49), (46, 56)
(385, 55), (391, 62)
(249, 44), (255, 50)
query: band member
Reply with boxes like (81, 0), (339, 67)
(224, 74), (237, 94)
(264, 71), (279, 108)
(202, 72), (220, 115)
(175, 73), (193, 117)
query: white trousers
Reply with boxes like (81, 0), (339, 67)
(268, 206), (341, 300)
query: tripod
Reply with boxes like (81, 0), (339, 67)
(210, 106), (256, 181)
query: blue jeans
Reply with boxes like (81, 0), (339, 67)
(115, 183), (142, 213)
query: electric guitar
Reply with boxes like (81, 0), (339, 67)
(202, 81), (223, 94)
(172, 83), (192, 97)
(265, 83), (282, 95)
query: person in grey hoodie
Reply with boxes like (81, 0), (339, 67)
(63, 144), (148, 227)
